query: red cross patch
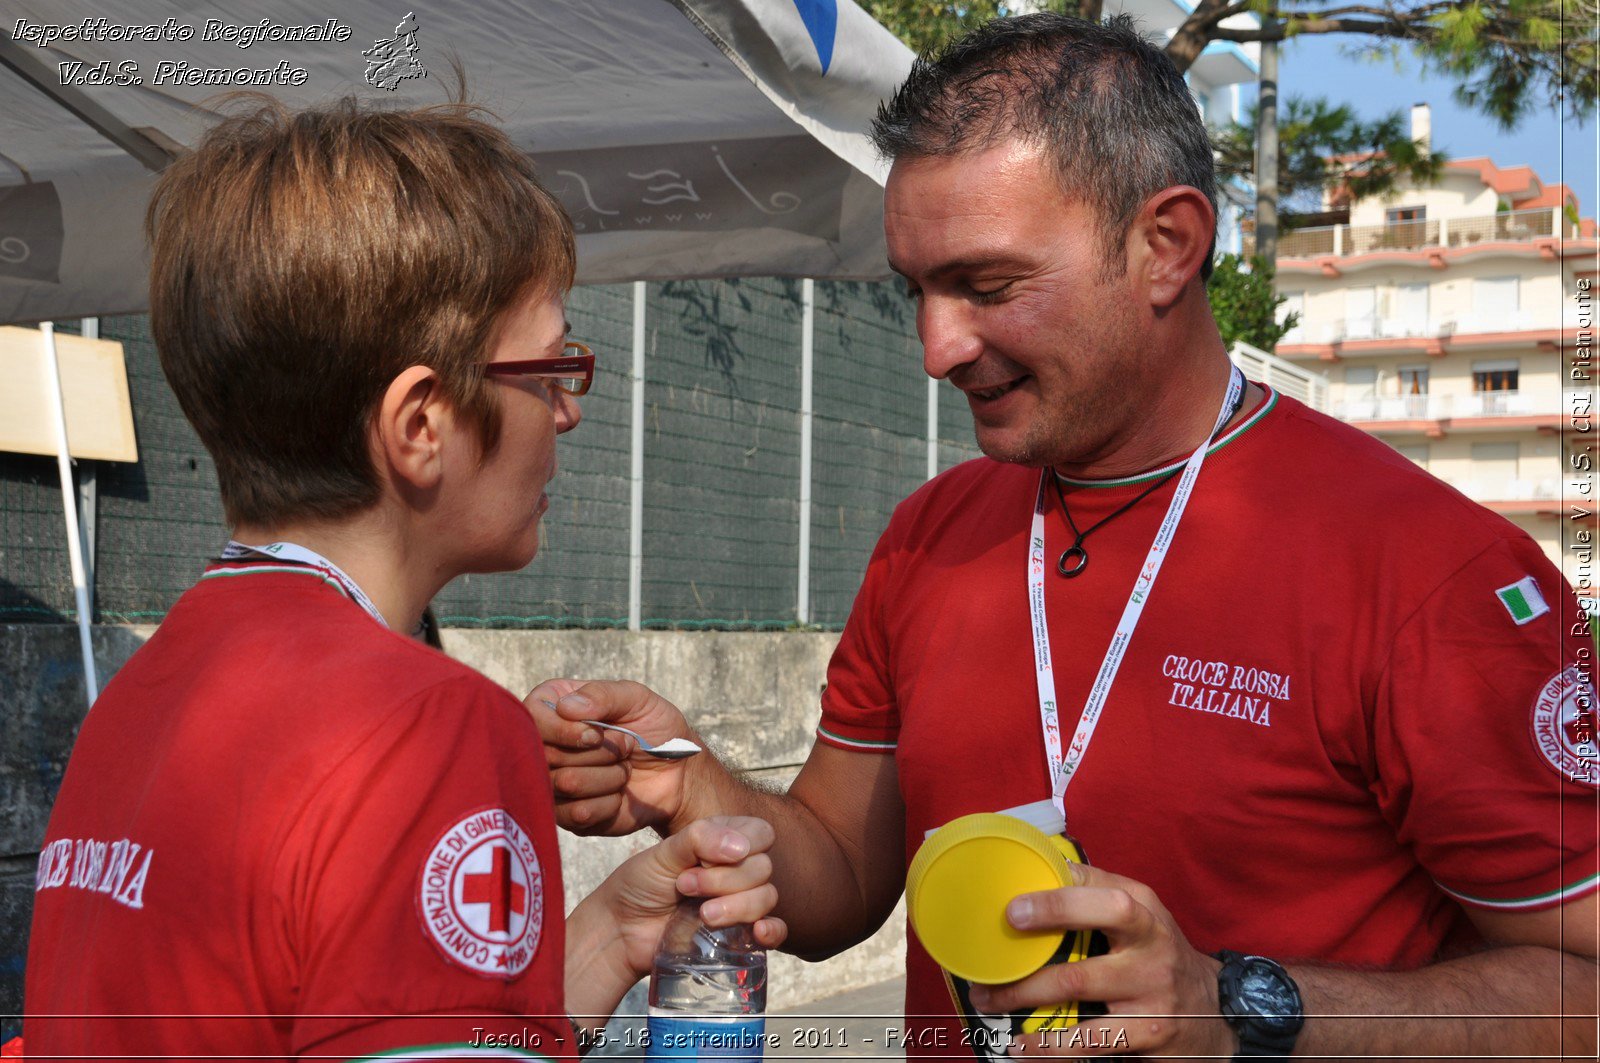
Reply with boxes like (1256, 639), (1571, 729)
(417, 808), (544, 978)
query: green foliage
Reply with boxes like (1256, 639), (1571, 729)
(865, 1), (1597, 131)
(1207, 254), (1297, 352)
(859, 0), (1089, 55)
(1212, 97), (1450, 218)
(1188, 0), (1595, 131)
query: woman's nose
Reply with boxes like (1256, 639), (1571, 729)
(553, 389), (582, 433)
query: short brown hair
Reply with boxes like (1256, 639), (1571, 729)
(871, 14), (1217, 282)
(147, 95), (575, 526)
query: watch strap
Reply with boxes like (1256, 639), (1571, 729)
(1215, 949), (1303, 1061)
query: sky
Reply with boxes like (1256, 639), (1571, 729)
(1243, 32), (1597, 218)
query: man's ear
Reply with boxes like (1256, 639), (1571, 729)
(1128, 186), (1216, 308)
(373, 365), (451, 491)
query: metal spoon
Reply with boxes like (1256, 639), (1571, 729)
(581, 720), (703, 760)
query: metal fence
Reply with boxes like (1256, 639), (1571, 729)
(1, 279), (984, 630)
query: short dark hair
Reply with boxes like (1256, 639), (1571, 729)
(871, 13), (1216, 281)
(147, 95), (575, 527)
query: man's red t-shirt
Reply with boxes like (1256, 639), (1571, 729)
(819, 390), (1599, 1036)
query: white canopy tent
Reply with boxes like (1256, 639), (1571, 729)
(0, 0), (913, 703)
(0, 0), (913, 324)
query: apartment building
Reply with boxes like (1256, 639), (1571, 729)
(1272, 111), (1597, 583)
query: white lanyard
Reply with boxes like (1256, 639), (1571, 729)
(219, 540), (389, 628)
(1028, 367), (1244, 820)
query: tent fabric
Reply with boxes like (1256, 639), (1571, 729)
(0, 0), (912, 324)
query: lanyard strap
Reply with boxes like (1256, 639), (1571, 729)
(1028, 367), (1244, 819)
(219, 540), (388, 628)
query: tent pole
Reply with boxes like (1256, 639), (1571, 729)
(40, 322), (100, 706)
(797, 280), (815, 625)
(628, 282), (646, 632)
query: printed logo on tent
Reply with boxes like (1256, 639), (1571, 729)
(0, 182), (64, 284)
(417, 808), (544, 979)
(790, 0), (838, 74)
(1530, 664), (1600, 787)
(537, 136), (848, 239)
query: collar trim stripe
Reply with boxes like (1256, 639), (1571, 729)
(1057, 385), (1279, 488)
(199, 564), (352, 599)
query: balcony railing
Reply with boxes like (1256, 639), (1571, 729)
(1448, 478), (1560, 501)
(1335, 394), (1451, 421)
(1456, 390), (1535, 417)
(1247, 207), (1579, 260)
(1281, 309), (1574, 347)
(1335, 390), (1553, 423)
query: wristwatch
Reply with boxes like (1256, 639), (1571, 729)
(1215, 949), (1304, 1060)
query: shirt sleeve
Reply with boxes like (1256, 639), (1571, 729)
(817, 512), (903, 753)
(272, 675), (576, 1059)
(1373, 534), (1600, 912)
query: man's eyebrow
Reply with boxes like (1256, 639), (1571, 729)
(887, 256), (1032, 279)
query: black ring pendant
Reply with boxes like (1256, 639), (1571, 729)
(1057, 544), (1089, 578)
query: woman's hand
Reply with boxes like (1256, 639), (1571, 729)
(565, 816), (787, 1026)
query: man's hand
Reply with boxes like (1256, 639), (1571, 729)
(526, 678), (699, 835)
(966, 863), (1235, 1059)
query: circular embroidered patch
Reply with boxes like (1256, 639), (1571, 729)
(417, 808), (544, 978)
(1530, 665), (1600, 787)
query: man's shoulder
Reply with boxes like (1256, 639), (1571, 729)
(893, 456), (1033, 523)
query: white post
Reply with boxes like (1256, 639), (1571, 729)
(628, 283), (646, 632)
(1436, 216), (1448, 248)
(1333, 225), (1344, 256)
(797, 280), (815, 625)
(41, 322), (99, 706)
(926, 377), (938, 480)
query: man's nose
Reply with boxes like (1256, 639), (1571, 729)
(918, 297), (982, 380)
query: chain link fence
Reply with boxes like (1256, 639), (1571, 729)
(1, 279), (984, 630)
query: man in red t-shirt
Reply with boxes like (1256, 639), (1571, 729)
(532, 14), (1597, 1062)
(24, 97), (784, 1059)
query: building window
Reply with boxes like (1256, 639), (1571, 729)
(1473, 360), (1519, 392)
(1279, 291), (1304, 342)
(1472, 359), (1520, 415)
(1397, 365), (1430, 416)
(1469, 442), (1519, 498)
(1393, 443), (1429, 470)
(1386, 206), (1426, 223)
(1392, 283), (1429, 337)
(1345, 287), (1377, 339)
(1470, 276), (1520, 332)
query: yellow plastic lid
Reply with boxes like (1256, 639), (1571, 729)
(906, 812), (1073, 985)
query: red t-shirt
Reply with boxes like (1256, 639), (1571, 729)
(26, 562), (574, 1059)
(819, 389), (1599, 1036)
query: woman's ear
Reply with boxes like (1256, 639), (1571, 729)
(373, 365), (450, 491)
(1127, 185), (1216, 308)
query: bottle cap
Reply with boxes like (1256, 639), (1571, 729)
(906, 812), (1074, 985)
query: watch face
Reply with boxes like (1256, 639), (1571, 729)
(1240, 964), (1301, 1033)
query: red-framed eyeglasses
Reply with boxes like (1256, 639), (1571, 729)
(484, 340), (595, 396)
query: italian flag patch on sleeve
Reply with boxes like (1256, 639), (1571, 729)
(1497, 577), (1549, 625)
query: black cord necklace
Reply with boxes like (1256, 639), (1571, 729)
(1052, 386), (1247, 579)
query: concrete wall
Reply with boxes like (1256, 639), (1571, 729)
(1, 625), (906, 1033)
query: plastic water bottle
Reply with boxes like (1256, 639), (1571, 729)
(646, 898), (767, 1061)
